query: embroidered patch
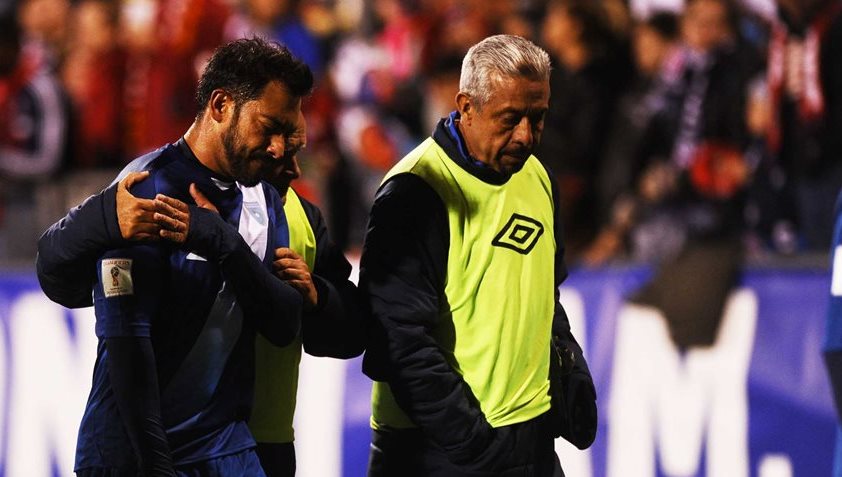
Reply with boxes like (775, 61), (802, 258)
(102, 258), (134, 297)
(243, 201), (267, 226)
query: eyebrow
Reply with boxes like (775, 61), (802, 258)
(495, 106), (548, 117)
(261, 115), (298, 135)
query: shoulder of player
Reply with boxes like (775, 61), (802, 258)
(114, 145), (185, 200)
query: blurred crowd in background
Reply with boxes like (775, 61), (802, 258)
(1, 0), (840, 271)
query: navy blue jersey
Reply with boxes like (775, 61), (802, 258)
(75, 140), (294, 469)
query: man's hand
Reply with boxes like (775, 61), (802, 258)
(189, 183), (219, 213)
(117, 171), (163, 241)
(274, 248), (318, 310)
(151, 183), (219, 243)
(153, 195), (190, 244)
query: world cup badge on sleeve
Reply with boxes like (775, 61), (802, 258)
(101, 258), (134, 297)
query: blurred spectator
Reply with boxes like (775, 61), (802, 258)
(327, 0), (436, 246)
(539, 0), (632, 256)
(336, 104), (412, 246)
(301, 81), (356, 250)
(741, 72), (804, 255)
(121, 0), (231, 157)
(2, 0), (837, 265)
(225, 0), (325, 78)
(371, 0), (429, 83)
(0, 13), (68, 178)
(363, 0), (429, 138)
(419, 0), (492, 72)
(62, 0), (126, 169)
(422, 53), (463, 134)
(591, 10), (681, 259)
(16, 0), (71, 69)
(0, 12), (70, 261)
(766, 0), (842, 251)
(487, 0), (537, 40)
(586, 0), (764, 349)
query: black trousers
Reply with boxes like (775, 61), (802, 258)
(256, 442), (296, 477)
(368, 413), (564, 477)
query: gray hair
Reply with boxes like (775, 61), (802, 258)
(459, 34), (551, 109)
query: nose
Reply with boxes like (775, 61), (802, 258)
(267, 135), (286, 160)
(512, 117), (533, 147)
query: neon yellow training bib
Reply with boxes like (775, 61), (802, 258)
(371, 138), (556, 430)
(249, 188), (316, 443)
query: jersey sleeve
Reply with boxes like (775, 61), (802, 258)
(37, 182), (122, 308)
(548, 166), (597, 449)
(94, 245), (167, 339)
(94, 244), (175, 474)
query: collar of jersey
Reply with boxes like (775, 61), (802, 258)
(177, 138), (237, 191)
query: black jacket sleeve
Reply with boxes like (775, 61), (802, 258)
(185, 206), (302, 347)
(548, 168), (588, 372)
(106, 336), (176, 476)
(359, 174), (494, 465)
(547, 170), (597, 448)
(297, 197), (365, 358)
(36, 183), (122, 308)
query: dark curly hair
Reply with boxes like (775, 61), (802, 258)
(195, 37), (314, 118)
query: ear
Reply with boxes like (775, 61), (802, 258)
(456, 92), (473, 125)
(208, 89), (232, 123)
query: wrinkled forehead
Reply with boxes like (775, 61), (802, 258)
(251, 80), (302, 116)
(240, 81), (303, 133)
(489, 75), (550, 107)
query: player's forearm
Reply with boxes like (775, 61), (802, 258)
(185, 206), (302, 345)
(222, 252), (302, 346)
(105, 337), (176, 476)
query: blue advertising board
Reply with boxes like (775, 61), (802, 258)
(0, 265), (836, 477)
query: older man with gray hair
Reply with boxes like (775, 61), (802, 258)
(359, 34), (597, 476)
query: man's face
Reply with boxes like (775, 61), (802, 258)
(634, 24), (673, 78)
(222, 81), (301, 187)
(267, 111), (306, 200)
(682, 0), (730, 53)
(458, 75), (549, 176)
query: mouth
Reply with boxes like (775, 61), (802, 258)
(504, 151), (529, 162)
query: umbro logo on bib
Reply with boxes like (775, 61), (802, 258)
(492, 213), (544, 254)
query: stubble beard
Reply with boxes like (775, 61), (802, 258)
(222, 110), (262, 187)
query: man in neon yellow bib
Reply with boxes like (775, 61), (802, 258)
(360, 34), (596, 476)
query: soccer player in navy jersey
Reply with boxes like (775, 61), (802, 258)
(40, 114), (365, 477)
(37, 38), (314, 476)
